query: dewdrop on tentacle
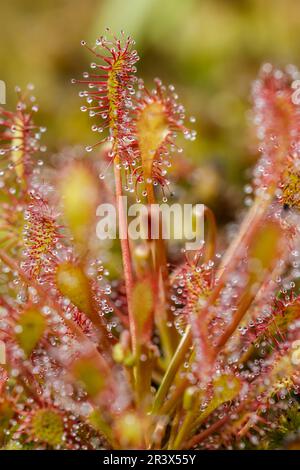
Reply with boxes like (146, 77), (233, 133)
(0, 86), (45, 186)
(1, 31), (300, 451)
(21, 193), (62, 279)
(281, 164), (300, 210)
(73, 32), (139, 168)
(252, 65), (300, 200)
(170, 261), (214, 336)
(12, 405), (84, 449)
(134, 78), (194, 198)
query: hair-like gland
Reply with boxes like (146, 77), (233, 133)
(22, 194), (61, 278)
(136, 100), (169, 182)
(0, 91), (44, 185)
(134, 80), (191, 192)
(75, 33), (138, 160)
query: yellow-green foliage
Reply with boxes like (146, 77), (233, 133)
(16, 309), (46, 356)
(31, 409), (64, 447)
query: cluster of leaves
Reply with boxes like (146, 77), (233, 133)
(0, 31), (299, 450)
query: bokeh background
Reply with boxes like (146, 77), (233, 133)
(1, 0), (300, 220)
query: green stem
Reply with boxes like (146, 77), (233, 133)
(151, 325), (192, 414)
(173, 407), (197, 450)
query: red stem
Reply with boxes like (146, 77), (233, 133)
(114, 158), (137, 355)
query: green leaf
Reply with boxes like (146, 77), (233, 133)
(56, 262), (92, 315)
(73, 358), (105, 397)
(16, 309), (46, 357)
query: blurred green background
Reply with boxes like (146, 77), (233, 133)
(1, 0), (300, 217)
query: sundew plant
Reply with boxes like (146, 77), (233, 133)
(0, 30), (300, 450)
